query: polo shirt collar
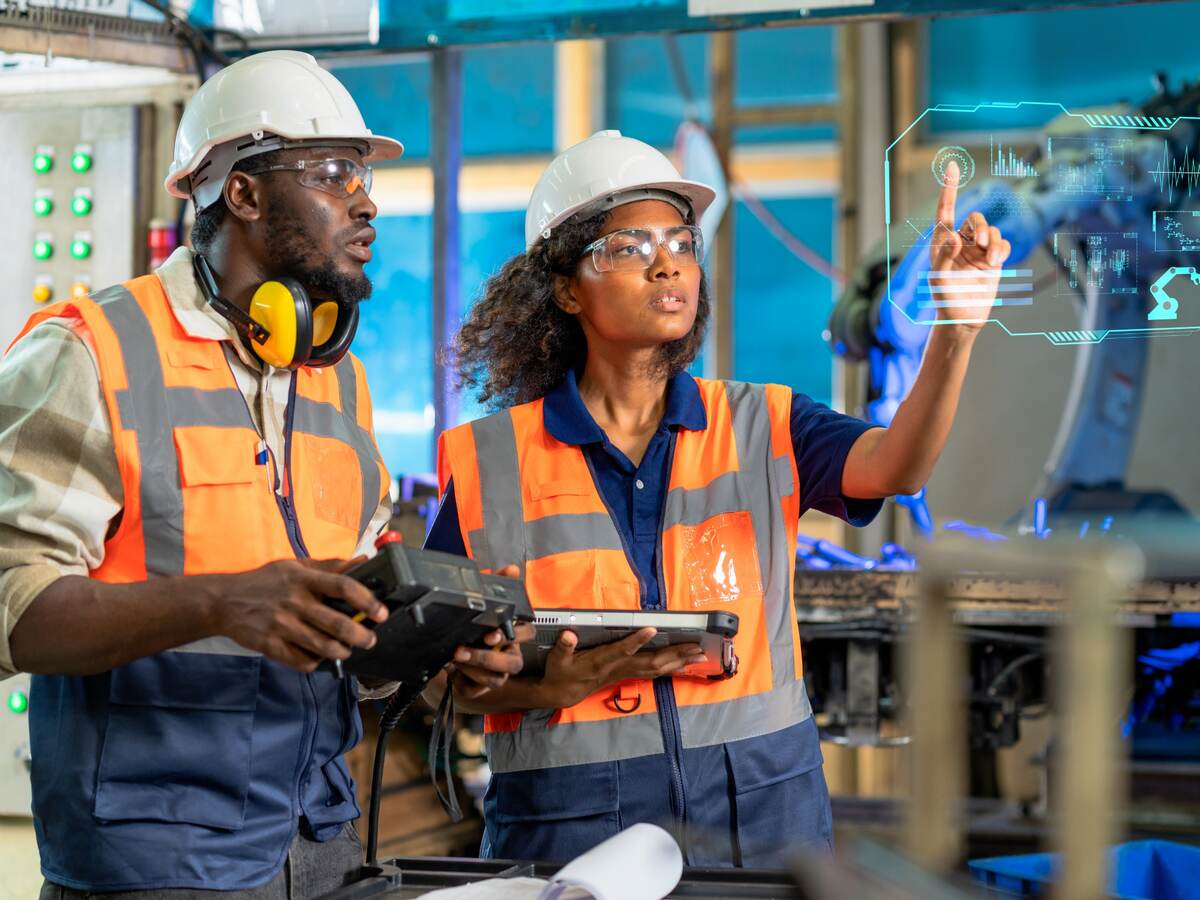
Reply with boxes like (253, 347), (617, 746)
(543, 368), (708, 447)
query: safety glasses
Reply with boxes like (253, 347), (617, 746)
(242, 157), (373, 199)
(582, 225), (705, 273)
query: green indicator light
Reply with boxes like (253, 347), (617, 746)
(7, 691), (27, 714)
(33, 196), (54, 217)
(71, 194), (92, 217)
(70, 151), (92, 174)
(33, 239), (53, 261)
(33, 153), (53, 174)
(69, 239), (91, 260)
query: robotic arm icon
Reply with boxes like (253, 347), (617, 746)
(1147, 266), (1200, 321)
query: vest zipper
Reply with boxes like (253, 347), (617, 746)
(221, 352), (320, 827)
(275, 374), (311, 560)
(653, 433), (689, 857)
(267, 371), (319, 828)
(582, 446), (689, 847)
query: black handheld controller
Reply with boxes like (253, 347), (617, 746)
(321, 535), (534, 685)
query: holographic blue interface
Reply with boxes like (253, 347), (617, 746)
(885, 101), (1200, 345)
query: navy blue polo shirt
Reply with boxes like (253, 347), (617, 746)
(426, 370), (882, 604)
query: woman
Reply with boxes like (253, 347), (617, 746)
(426, 130), (1009, 866)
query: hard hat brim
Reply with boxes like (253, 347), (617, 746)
(163, 132), (404, 201)
(529, 177), (718, 249)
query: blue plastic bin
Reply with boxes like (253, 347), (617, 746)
(968, 840), (1200, 899)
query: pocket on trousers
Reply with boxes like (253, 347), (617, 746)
(725, 723), (832, 867)
(487, 763), (621, 863)
(93, 652), (261, 831)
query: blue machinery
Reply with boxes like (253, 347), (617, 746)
(829, 81), (1200, 539)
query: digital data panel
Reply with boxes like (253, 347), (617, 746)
(885, 102), (1200, 345)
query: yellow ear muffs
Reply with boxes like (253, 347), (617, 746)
(248, 278), (312, 369)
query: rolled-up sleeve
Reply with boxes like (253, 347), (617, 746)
(0, 321), (122, 676)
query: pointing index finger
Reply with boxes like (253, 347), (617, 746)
(937, 160), (960, 230)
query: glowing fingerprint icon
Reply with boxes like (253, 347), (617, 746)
(931, 146), (976, 188)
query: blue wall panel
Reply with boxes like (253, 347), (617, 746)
(334, 58), (432, 158)
(332, 43), (554, 162)
(606, 26), (837, 148)
(356, 213), (434, 476)
(732, 196), (837, 406)
(358, 208), (526, 475)
(929, 2), (1200, 132)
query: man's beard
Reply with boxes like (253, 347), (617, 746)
(263, 213), (372, 306)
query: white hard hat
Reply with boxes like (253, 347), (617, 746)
(525, 130), (716, 250)
(165, 50), (403, 211)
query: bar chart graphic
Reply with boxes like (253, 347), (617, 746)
(989, 136), (1039, 177)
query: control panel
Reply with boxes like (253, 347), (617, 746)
(0, 107), (137, 348)
(0, 674), (32, 816)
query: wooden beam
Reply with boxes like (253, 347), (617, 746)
(431, 48), (464, 455)
(710, 31), (735, 380)
(733, 102), (839, 128)
(554, 40), (605, 151)
(0, 24), (189, 73)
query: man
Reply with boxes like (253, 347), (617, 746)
(0, 50), (521, 897)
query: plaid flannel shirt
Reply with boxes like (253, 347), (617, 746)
(0, 247), (391, 679)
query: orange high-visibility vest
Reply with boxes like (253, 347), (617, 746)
(13, 277), (389, 581)
(13, 276), (391, 888)
(437, 378), (810, 774)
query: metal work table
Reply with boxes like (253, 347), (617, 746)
(319, 859), (801, 899)
(793, 568), (1200, 750)
(795, 569), (1200, 627)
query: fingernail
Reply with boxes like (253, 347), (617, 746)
(455, 649), (470, 663)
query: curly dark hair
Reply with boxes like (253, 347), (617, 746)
(451, 209), (711, 410)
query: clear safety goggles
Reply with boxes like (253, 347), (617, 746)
(582, 225), (705, 273)
(242, 157), (373, 198)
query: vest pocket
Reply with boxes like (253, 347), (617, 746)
(725, 718), (831, 866)
(94, 652), (261, 831)
(672, 511), (764, 608)
(487, 762), (621, 863)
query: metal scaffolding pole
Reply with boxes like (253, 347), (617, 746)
(431, 47), (463, 461)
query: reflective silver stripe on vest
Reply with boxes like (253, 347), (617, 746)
(678, 675), (812, 750)
(467, 412), (527, 571)
(98, 286), (188, 577)
(169, 636), (262, 657)
(161, 387), (251, 429)
(525, 512), (625, 559)
(660, 382), (799, 688)
(335, 360), (384, 538)
(115, 387), (249, 433)
(727, 381), (801, 689)
(291, 361), (385, 538)
(486, 712), (665, 773)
